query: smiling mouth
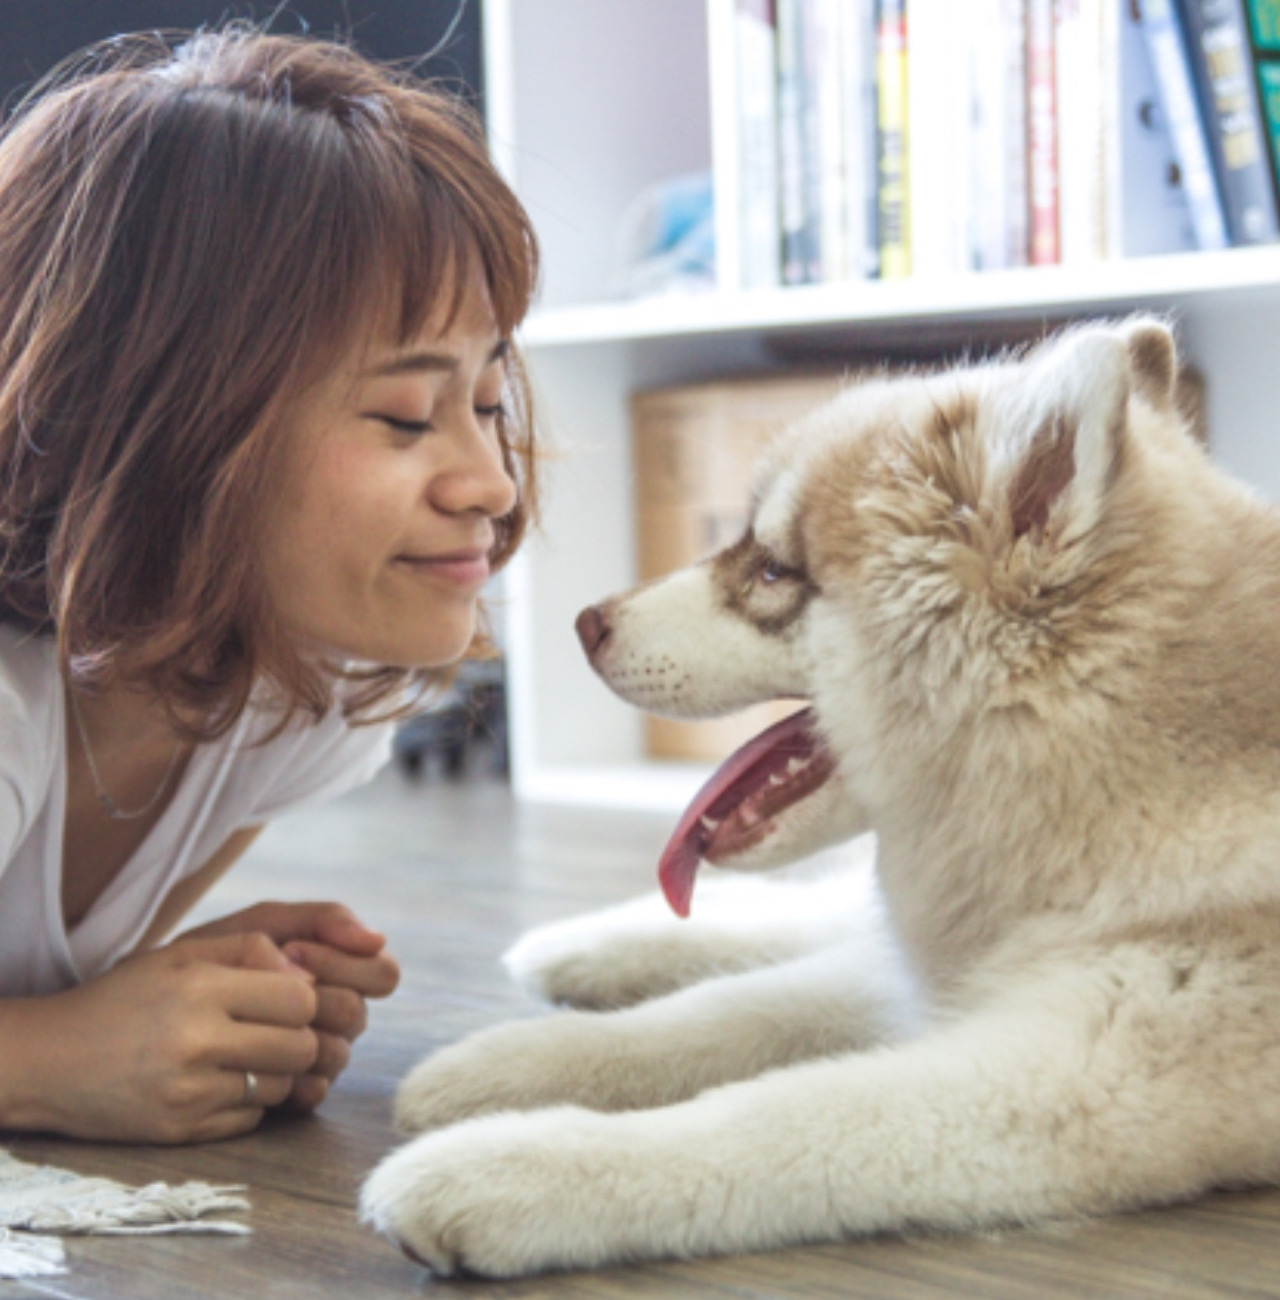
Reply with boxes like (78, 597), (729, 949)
(395, 550), (491, 583)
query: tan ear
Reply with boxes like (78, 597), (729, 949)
(1000, 327), (1131, 546)
(1121, 316), (1177, 412)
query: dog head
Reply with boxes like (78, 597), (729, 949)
(579, 317), (1214, 915)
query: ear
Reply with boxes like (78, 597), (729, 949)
(1119, 315), (1177, 412)
(1001, 326), (1132, 546)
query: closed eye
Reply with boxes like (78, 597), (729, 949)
(367, 413), (433, 435)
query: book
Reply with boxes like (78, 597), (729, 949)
(734, 0), (782, 289)
(776, 0), (818, 283)
(908, 0), (970, 277)
(971, 0), (1029, 270)
(1136, 0), (1231, 248)
(1103, 0), (1201, 255)
(876, 0), (911, 278)
(1056, 0), (1108, 263)
(809, 0), (850, 280)
(1026, 0), (1061, 264)
(839, 0), (880, 279)
(1243, 0), (1280, 205)
(1177, 0), (1280, 243)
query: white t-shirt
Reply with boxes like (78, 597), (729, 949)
(0, 623), (394, 997)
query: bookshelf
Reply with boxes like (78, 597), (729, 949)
(484, 0), (1280, 811)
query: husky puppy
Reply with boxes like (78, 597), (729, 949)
(363, 317), (1280, 1277)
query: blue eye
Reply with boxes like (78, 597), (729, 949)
(760, 558), (789, 583)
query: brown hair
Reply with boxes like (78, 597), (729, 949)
(0, 25), (540, 739)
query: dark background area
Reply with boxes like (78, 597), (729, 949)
(0, 0), (484, 119)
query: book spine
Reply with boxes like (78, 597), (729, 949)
(840, 0), (879, 278)
(971, 0), (1026, 269)
(1056, 0), (1108, 263)
(1243, 0), (1280, 208)
(735, 0), (782, 288)
(1136, 0), (1231, 248)
(1004, 0), (1032, 265)
(1177, 0), (1280, 243)
(876, 0), (911, 277)
(810, 0), (849, 280)
(776, 0), (813, 283)
(1106, 0), (1200, 254)
(1026, 0), (1061, 263)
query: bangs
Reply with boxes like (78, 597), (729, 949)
(289, 81), (538, 378)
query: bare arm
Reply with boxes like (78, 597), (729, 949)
(0, 931), (319, 1142)
(138, 825), (266, 949)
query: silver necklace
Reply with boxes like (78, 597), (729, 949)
(67, 688), (183, 821)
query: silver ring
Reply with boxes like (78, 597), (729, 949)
(243, 1070), (261, 1107)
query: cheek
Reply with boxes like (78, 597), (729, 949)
(300, 446), (398, 545)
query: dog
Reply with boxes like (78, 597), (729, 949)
(361, 316), (1280, 1277)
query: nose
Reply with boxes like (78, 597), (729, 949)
(575, 604), (612, 659)
(434, 430), (518, 520)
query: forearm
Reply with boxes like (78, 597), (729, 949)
(0, 936), (318, 1144)
(0, 992), (71, 1133)
(138, 825), (265, 949)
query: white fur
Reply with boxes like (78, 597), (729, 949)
(363, 320), (1280, 1277)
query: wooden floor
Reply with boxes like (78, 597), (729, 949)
(8, 765), (1280, 1299)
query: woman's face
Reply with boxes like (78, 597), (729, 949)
(262, 283), (518, 668)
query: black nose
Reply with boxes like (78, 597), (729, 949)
(575, 604), (611, 658)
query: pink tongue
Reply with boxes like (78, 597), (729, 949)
(657, 708), (821, 917)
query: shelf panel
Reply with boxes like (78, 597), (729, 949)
(521, 247), (1280, 348)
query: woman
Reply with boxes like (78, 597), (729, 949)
(0, 25), (539, 1143)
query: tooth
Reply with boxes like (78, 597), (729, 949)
(786, 757), (809, 776)
(699, 816), (721, 833)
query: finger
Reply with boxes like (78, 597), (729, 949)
(232, 902), (387, 956)
(218, 1068), (295, 1112)
(305, 1030), (352, 1083)
(313, 908), (387, 957)
(312, 986), (368, 1042)
(285, 1074), (331, 1113)
(168, 931), (299, 976)
(280, 942), (399, 998)
(216, 967), (318, 1027)
(221, 1022), (319, 1076)
(187, 1107), (266, 1144)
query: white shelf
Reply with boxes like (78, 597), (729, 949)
(521, 247), (1280, 349)
(488, 0), (1280, 811)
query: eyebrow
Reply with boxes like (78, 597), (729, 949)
(365, 338), (509, 378)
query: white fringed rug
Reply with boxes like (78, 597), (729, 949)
(0, 1149), (249, 1278)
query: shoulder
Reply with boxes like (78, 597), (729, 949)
(0, 624), (61, 853)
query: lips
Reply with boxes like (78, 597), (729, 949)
(395, 547), (491, 585)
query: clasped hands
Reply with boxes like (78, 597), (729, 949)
(24, 901), (399, 1143)
(179, 900), (401, 1113)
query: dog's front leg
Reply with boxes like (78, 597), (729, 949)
(394, 935), (917, 1134)
(504, 848), (877, 1011)
(366, 945), (1280, 1277)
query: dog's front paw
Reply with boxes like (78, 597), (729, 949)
(502, 898), (677, 1010)
(362, 1109), (666, 1278)
(504, 894), (753, 1010)
(395, 1011), (666, 1133)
